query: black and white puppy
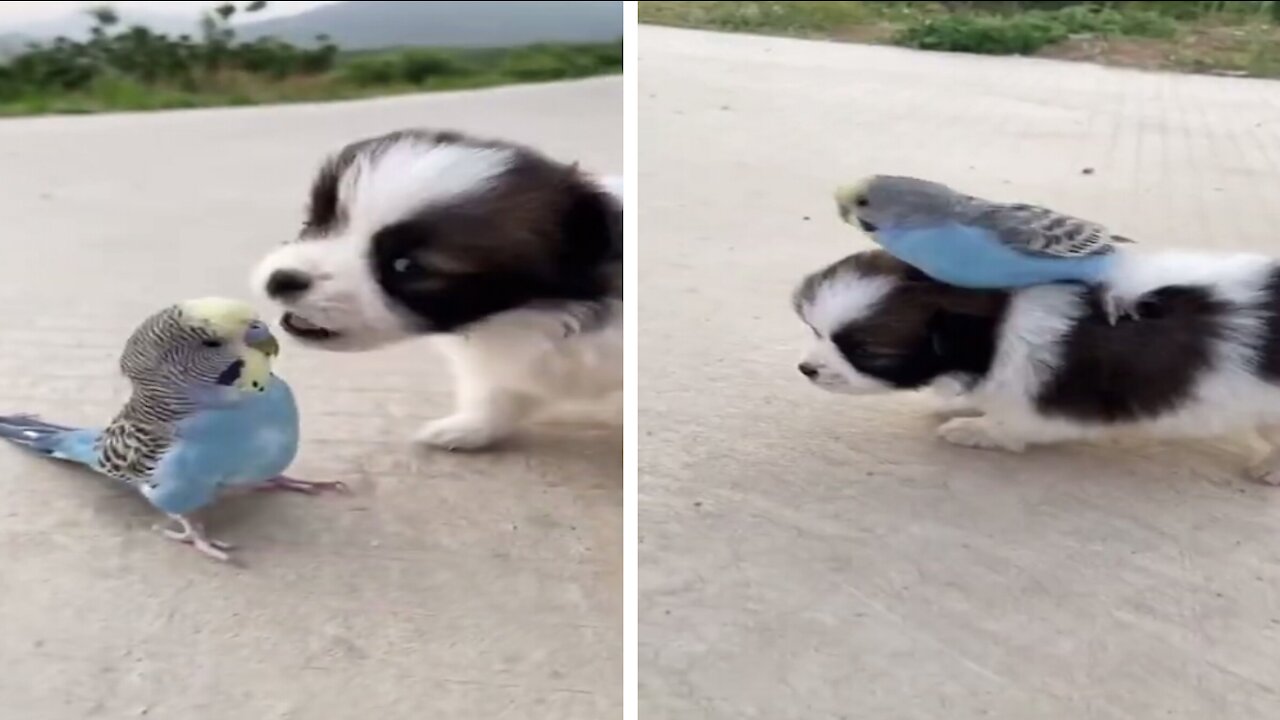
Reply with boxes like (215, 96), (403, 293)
(251, 129), (622, 450)
(793, 248), (1280, 482)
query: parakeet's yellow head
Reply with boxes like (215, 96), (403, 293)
(834, 174), (958, 234)
(175, 297), (279, 393)
(834, 178), (873, 209)
(177, 298), (277, 356)
(833, 176), (879, 231)
(119, 297), (282, 399)
(834, 176), (880, 227)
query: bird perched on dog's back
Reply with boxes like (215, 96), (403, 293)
(834, 175), (1139, 324)
(0, 297), (344, 562)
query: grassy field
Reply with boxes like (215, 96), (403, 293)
(0, 2), (622, 116)
(639, 1), (1280, 79)
(0, 43), (624, 116)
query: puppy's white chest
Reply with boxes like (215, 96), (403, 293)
(437, 320), (622, 400)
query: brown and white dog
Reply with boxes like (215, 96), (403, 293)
(793, 248), (1280, 482)
(251, 129), (622, 450)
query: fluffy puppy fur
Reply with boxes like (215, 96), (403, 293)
(793, 248), (1280, 483)
(251, 129), (622, 450)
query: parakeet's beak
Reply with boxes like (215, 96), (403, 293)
(245, 323), (280, 357)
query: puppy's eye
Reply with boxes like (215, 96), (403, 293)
(392, 257), (417, 274)
(855, 351), (898, 368)
(202, 339), (224, 349)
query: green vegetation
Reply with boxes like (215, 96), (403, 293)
(639, 1), (1280, 79)
(896, 6), (1176, 55)
(638, 1), (904, 36)
(342, 42), (623, 89)
(0, 2), (623, 116)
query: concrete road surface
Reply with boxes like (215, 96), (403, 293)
(0, 77), (620, 719)
(640, 26), (1280, 719)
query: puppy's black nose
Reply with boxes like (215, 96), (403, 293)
(265, 269), (312, 299)
(798, 362), (819, 379)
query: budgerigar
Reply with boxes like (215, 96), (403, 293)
(0, 298), (344, 562)
(834, 175), (1139, 324)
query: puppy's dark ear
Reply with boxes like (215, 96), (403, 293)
(304, 156), (344, 234)
(559, 182), (622, 272)
(926, 307), (999, 375)
(900, 264), (934, 283)
(927, 310), (971, 356)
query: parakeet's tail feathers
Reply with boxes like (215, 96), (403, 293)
(0, 415), (102, 468)
(1112, 234), (1137, 244)
(0, 414), (75, 455)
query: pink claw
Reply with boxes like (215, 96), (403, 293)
(257, 474), (350, 495)
(157, 515), (234, 562)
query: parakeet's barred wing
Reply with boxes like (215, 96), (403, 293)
(963, 199), (1134, 258)
(95, 416), (172, 486)
(93, 305), (229, 487)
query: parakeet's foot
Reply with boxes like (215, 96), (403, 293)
(1099, 288), (1142, 326)
(157, 515), (233, 562)
(258, 475), (350, 494)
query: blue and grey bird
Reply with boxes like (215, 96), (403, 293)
(0, 298), (343, 562)
(834, 175), (1139, 324)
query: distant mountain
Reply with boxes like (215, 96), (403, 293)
(237, 1), (624, 49)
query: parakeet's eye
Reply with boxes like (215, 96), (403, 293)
(202, 339), (224, 349)
(854, 195), (869, 208)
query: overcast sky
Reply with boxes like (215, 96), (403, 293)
(0, 1), (337, 28)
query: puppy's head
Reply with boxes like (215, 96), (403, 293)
(251, 129), (621, 351)
(792, 251), (1005, 394)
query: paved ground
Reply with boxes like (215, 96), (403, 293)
(0, 77), (620, 719)
(640, 26), (1280, 719)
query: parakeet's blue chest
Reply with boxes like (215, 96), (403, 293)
(146, 375), (300, 514)
(873, 222), (1113, 289)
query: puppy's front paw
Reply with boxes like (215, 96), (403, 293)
(937, 417), (1025, 453)
(1245, 460), (1280, 486)
(415, 415), (508, 451)
(930, 403), (985, 422)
